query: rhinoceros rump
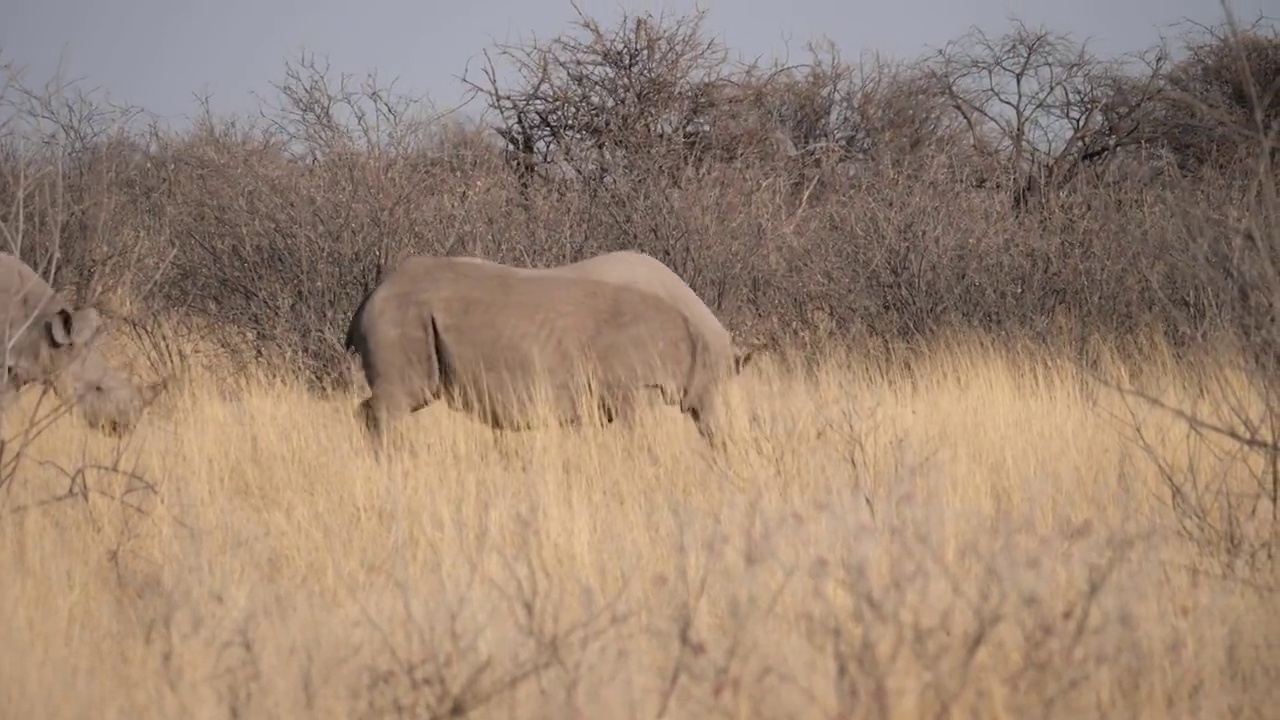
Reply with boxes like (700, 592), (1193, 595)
(0, 253), (165, 435)
(345, 255), (738, 446)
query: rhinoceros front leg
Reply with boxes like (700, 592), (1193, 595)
(599, 387), (640, 428)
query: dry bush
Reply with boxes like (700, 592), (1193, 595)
(1106, 4), (1280, 575)
(1140, 13), (1278, 177)
(1, 6), (1276, 385)
(0, 59), (160, 307)
(133, 54), (475, 386)
(0, 67), (175, 539)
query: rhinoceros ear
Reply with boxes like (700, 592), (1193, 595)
(48, 307), (101, 347)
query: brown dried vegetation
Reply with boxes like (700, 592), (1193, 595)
(0, 3), (1278, 718)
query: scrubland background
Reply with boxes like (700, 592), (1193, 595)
(1, 3), (1278, 718)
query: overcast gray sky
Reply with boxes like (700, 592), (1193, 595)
(0, 0), (1270, 127)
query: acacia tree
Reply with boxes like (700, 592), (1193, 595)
(464, 3), (751, 195)
(928, 20), (1168, 212)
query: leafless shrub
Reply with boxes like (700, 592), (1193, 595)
(1140, 13), (1279, 177)
(0, 94), (163, 536)
(134, 53), (476, 387)
(1108, 3), (1279, 579)
(0, 5), (1275, 384)
(464, 2), (762, 192)
(928, 18), (1176, 217)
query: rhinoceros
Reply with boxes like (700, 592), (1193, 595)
(452, 250), (754, 375)
(344, 255), (741, 446)
(0, 252), (166, 436)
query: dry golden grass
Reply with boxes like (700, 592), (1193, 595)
(0, 338), (1275, 719)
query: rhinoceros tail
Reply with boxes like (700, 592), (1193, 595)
(345, 289), (376, 353)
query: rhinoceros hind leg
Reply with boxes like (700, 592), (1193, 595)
(356, 383), (431, 456)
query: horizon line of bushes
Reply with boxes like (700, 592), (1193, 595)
(0, 5), (1276, 387)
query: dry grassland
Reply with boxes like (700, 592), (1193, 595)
(0, 338), (1275, 719)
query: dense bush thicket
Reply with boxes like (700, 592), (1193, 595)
(1, 7), (1277, 387)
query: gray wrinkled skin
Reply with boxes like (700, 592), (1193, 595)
(454, 250), (755, 375)
(0, 253), (165, 436)
(345, 255), (743, 447)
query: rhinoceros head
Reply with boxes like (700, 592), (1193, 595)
(2, 305), (101, 386)
(4, 304), (164, 436)
(62, 348), (167, 436)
